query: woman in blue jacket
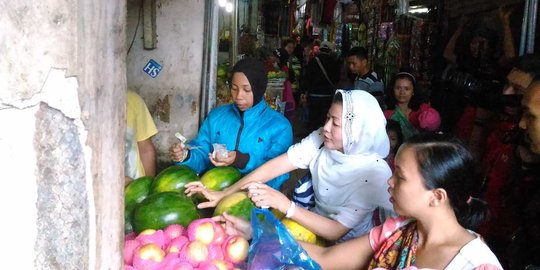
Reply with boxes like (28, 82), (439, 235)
(170, 58), (293, 194)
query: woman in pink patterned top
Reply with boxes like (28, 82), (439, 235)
(301, 133), (502, 269)
(215, 133), (503, 269)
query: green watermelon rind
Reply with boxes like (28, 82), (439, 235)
(131, 192), (200, 233)
(200, 166), (242, 191)
(124, 176), (153, 234)
(125, 176), (153, 207)
(151, 165), (199, 194)
(214, 197), (255, 221)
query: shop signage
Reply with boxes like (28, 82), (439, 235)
(143, 59), (162, 78)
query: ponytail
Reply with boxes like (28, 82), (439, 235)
(456, 197), (489, 230)
(406, 133), (489, 231)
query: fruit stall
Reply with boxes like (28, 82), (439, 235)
(124, 165), (319, 269)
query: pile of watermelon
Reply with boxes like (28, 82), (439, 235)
(124, 218), (249, 270)
(125, 165), (250, 234)
(124, 165), (255, 269)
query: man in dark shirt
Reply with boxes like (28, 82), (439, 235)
(346, 47), (385, 109)
(301, 41), (340, 132)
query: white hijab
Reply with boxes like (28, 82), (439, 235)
(339, 90), (389, 156)
(311, 89), (390, 191)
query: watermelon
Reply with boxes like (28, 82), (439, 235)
(200, 166), (242, 191)
(151, 165), (199, 194)
(125, 176), (153, 234)
(213, 192), (255, 221)
(125, 206), (135, 234)
(132, 192), (200, 233)
(125, 176), (154, 207)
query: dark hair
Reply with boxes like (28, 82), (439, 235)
(404, 133), (488, 230)
(512, 53), (540, 80)
(386, 119), (403, 154)
(346, 46), (369, 60)
(333, 91), (343, 105)
(281, 38), (295, 48)
(386, 72), (422, 111)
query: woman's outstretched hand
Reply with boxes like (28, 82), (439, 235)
(213, 212), (253, 240)
(243, 182), (291, 214)
(184, 181), (226, 209)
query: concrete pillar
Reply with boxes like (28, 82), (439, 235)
(0, 0), (126, 269)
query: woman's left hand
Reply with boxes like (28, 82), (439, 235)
(209, 151), (237, 166)
(243, 182), (290, 213)
(213, 212), (253, 240)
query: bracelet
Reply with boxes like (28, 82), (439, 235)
(285, 201), (296, 218)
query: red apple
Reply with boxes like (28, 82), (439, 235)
(136, 229), (167, 249)
(160, 253), (187, 270)
(210, 259), (234, 270)
(207, 244), (224, 260)
(222, 236), (249, 264)
(167, 235), (189, 254)
(171, 261), (194, 270)
(198, 262), (220, 270)
(125, 232), (137, 241)
(164, 224), (185, 242)
(187, 218), (216, 245)
(178, 240), (209, 266)
(213, 222), (226, 245)
(132, 243), (166, 270)
(123, 239), (141, 266)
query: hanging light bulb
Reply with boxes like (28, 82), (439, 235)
(225, 2), (233, 13)
(218, 0), (226, 7)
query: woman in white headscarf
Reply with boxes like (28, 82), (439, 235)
(186, 90), (394, 242)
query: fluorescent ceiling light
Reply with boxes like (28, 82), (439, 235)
(225, 2), (233, 12)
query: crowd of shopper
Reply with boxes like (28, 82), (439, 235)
(123, 7), (540, 269)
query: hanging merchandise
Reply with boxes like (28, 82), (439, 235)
(333, 4), (343, 55)
(384, 30), (400, 86)
(256, 24), (265, 48)
(321, 0), (338, 25)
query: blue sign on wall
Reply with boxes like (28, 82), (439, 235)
(143, 59), (162, 78)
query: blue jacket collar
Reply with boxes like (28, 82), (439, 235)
(233, 99), (268, 119)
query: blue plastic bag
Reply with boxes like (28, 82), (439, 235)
(247, 208), (321, 270)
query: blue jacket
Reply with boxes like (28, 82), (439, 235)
(176, 100), (292, 189)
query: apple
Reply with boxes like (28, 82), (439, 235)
(164, 224), (185, 242)
(207, 244), (223, 260)
(160, 253), (187, 270)
(198, 262), (220, 270)
(213, 222), (226, 245)
(123, 239), (141, 266)
(125, 232), (137, 241)
(167, 235), (189, 253)
(132, 243), (166, 270)
(136, 229), (167, 249)
(178, 240), (209, 266)
(209, 259), (234, 270)
(187, 218), (216, 245)
(170, 261), (194, 270)
(222, 236), (249, 264)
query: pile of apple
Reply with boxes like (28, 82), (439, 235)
(124, 218), (249, 270)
